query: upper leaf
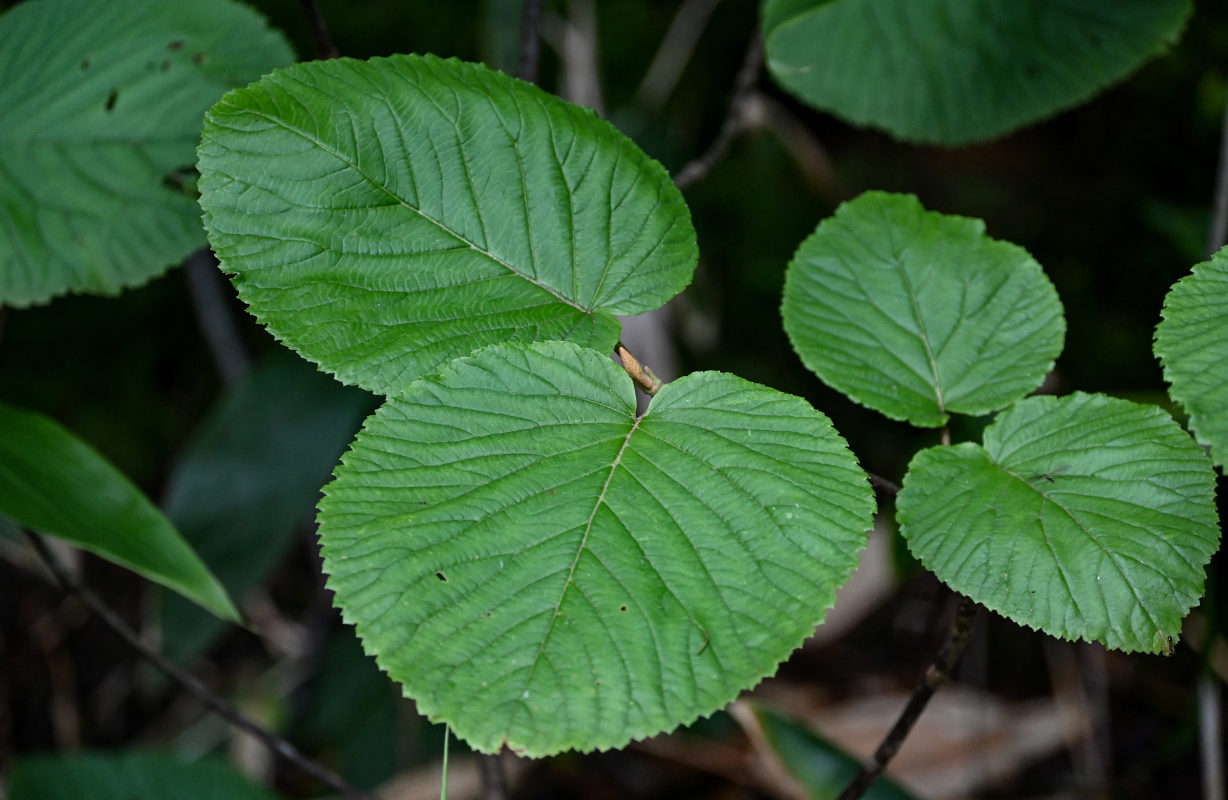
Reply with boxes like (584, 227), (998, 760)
(1155, 246), (1228, 469)
(317, 341), (873, 755)
(0, 0), (293, 307)
(198, 54), (697, 395)
(9, 751), (281, 800)
(762, 0), (1191, 145)
(782, 192), (1064, 427)
(897, 393), (1219, 653)
(0, 402), (239, 622)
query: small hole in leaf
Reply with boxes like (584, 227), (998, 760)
(168, 39), (184, 51)
(435, 571), (447, 582)
(192, 52), (206, 65)
(619, 605), (627, 612)
(104, 89), (118, 112)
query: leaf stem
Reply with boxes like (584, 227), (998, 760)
(616, 342), (662, 395)
(835, 593), (979, 800)
(24, 531), (381, 800)
(673, 33), (763, 190)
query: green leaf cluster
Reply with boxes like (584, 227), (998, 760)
(198, 54), (875, 755)
(782, 191), (1220, 655)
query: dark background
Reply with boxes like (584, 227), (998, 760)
(1, 1), (1226, 798)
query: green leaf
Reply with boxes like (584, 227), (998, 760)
(9, 751), (282, 800)
(897, 393), (1219, 653)
(0, 0), (293, 307)
(318, 341), (873, 755)
(197, 54), (697, 395)
(160, 351), (372, 663)
(1155, 246), (1228, 469)
(0, 402), (238, 622)
(762, 0), (1191, 145)
(782, 192), (1064, 427)
(742, 701), (921, 800)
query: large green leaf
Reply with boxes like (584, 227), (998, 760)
(0, 0), (293, 307)
(197, 54), (696, 396)
(782, 192), (1064, 427)
(897, 393), (1219, 653)
(9, 751), (281, 800)
(318, 341), (873, 755)
(0, 402), (238, 622)
(160, 351), (372, 663)
(1155, 247), (1228, 469)
(762, 0), (1191, 145)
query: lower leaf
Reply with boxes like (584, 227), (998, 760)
(897, 392), (1219, 653)
(317, 341), (874, 755)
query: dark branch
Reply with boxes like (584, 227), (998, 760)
(867, 472), (901, 496)
(477, 751), (509, 800)
(516, 0), (544, 84)
(184, 249), (250, 387)
(673, 33), (763, 190)
(25, 532), (380, 800)
(836, 594), (979, 800)
(298, 0), (340, 60)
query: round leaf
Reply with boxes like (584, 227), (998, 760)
(318, 341), (873, 755)
(1155, 246), (1228, 469)
(0, 0), (293, 306)
(198, 54), (697, 395)
(897, 393), (1219, 653)
(763, 0), (1191, 145)
(782, 192), (1064, 427)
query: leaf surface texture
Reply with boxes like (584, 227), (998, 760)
(318, 341), (873, 754)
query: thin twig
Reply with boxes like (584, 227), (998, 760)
(184, 249), (250, 387)
(835, 594), (979, 800)
(1197, 82), (1228, 800)
(866, 472), (901, 496)
(1209, 92), (1228, 254)
(633, 0), (721, 111)
(616, 342), (661, 396)
(24, 531), (380, 800)
(517, 0), (544, 84)
(673, 33), (763, 190)
(298, 0), (340, 60)
(476, 751), (508, 800)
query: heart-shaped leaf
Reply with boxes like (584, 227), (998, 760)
(198, 54), (697, 395)
(0, 0), (293, 306)
(318, 341), (873, 755)
(897, 392), (1219, 653)
(782, 192), (1065, 427)
(1155, 246), (1228, 469)
(763, 0), (1191, 145)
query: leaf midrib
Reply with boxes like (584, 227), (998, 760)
(228, 107), (587, 313)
